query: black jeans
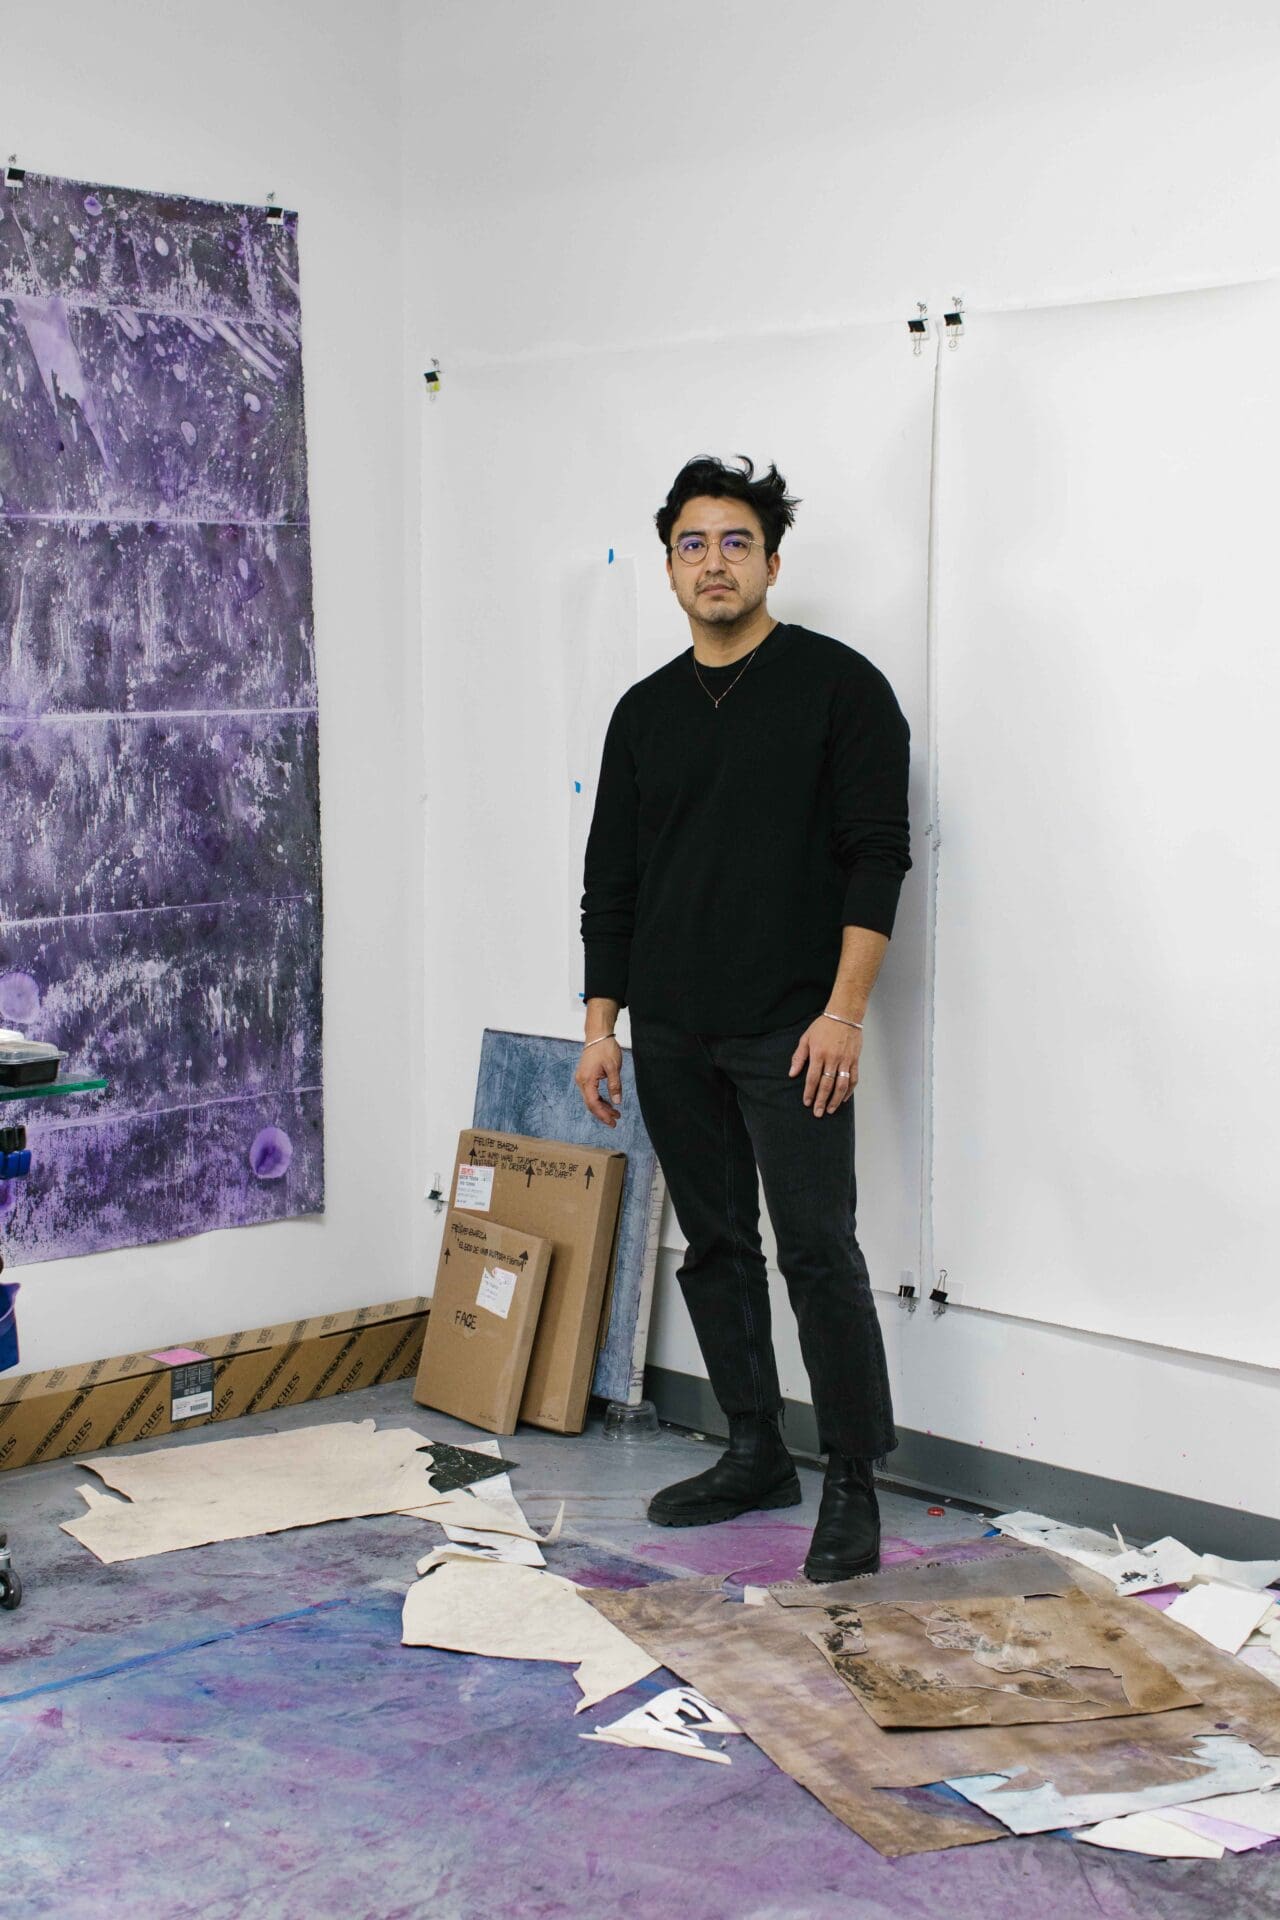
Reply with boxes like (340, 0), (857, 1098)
(630, 1014), (897, 1461)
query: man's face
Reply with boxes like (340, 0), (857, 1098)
(666, 494), (780, 626)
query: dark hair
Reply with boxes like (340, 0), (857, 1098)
(655, 454), (800, 557)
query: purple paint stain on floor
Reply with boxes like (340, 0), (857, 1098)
(880, 1534), (931, 1563)
(630, 1518), (811, 1585)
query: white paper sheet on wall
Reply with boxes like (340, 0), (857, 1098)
(564, 554), (639, 1007)
(425, 323), (935, 1326)
(931, 278), (1280, 1367)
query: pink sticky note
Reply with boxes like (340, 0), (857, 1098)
(149, 1347), (209, 1366)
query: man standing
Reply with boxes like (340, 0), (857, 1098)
(574, 455), (910, 1582)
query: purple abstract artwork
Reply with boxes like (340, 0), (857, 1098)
(0, 171), (323, 1261)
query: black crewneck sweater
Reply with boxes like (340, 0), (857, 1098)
(580, 622), (911, 1036)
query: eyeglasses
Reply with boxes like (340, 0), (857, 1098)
(671, 532), (758, 565)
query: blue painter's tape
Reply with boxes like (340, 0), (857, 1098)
(607, 548), (614, 564)
(573, 780), (582, 793)
(0, 1596), (353, 1705)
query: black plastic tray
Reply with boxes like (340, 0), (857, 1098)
(0, 1058), (62, 1089)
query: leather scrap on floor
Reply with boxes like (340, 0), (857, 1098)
(584, 1549), (1280, 1859)
(809, 1588), (1198, 1730)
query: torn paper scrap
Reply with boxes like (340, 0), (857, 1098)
(439, 1529), (546, 1567)
(993, 1515), (1199, 1594)
(405, 1453), (563, 1557)
(417, 1439), (519, 1491)
(994, 1513), (1280, 1596)
(401, 1559), (657, 1711)
(1165, 1582), (1276, 1655)
(1240, 1646), (1280, 1689)
(1157, 1807), (1277, 1852)
(811, 1589), (1196, 1730)
(402, 1466), (548, 1543)
(1200, 1553), (1280, 1591)
(1159, 1784), (1280, 1837)
(1074, 1813), (1224, 1859)
(992, 1512), (1121, 1572)
(945, 1736), (1280, 1835)
(61, 1422), (446, 1564)
(582, 1687), (743, 1764)
(413, 1441), (547, 1563)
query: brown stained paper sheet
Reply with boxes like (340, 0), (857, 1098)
(584, 1578), (1005, 1858)
(809, 1589), (1197, 1731)
(586, 1570), (1280, 1852)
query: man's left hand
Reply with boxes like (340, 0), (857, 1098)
(789, 1017), (862, 1117)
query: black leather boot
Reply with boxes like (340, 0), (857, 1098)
(803, 1453), (881, 1582)
(647, 1411), (802, 1527)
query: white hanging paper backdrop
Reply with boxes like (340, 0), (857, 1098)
(563, 555), (638, 1005)
(422, 323), (935, 1298)
(932, 280), (1280, 1366)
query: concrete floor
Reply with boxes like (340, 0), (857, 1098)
(0, 1381), (1275, 1919)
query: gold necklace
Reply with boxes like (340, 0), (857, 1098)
(691, 628), (774, 710)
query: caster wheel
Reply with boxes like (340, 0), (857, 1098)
(0, 1570), (22, 1610)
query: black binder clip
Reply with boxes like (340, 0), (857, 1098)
(265, 193), (285, 224)
(898, 1279), (917, 1314)
(930, 1270), (950, 1316)
(4, 157), (25, 189)
(427, 1171), (445, 1214)
(907, 304), (930, 356)
(943, 300), (965, 350)
(424, 359), (442, 399)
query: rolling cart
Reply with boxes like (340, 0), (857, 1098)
(0, 1070), (107, 1610)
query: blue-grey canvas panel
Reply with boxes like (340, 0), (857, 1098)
(472, 1028), (662, 1405)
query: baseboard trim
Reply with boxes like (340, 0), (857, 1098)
(643, 1365), (1280, 1560)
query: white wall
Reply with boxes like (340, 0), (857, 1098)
(1, 0), (418, 1368)
(4, 1), (1273, 1506)
(405, 0), (1280, 1515)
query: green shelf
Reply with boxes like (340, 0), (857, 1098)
(0, 1076), (107, 1104)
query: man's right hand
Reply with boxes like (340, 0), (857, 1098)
(575, 1036), (624, 1128)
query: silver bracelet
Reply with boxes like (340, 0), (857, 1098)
(821, 1011), (864, 1031)
(582, 1031), (616, 1050)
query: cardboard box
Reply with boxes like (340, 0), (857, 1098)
(413, 1212), (551, 1435)
(0, 1297), (429, 1473)
(450, 1129), (626, 1434)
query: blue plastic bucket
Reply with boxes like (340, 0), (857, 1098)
(0, 1281), (19, 1373)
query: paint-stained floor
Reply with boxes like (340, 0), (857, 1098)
(1, 1382), (1276, 1920)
